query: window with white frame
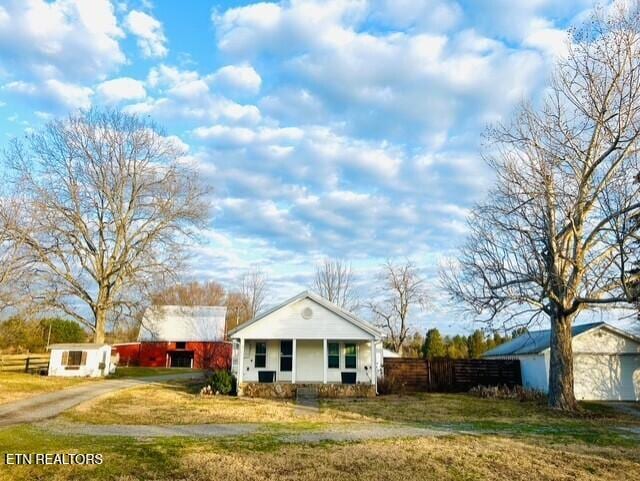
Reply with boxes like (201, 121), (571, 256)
(255, 342), (267, 368)
(344, 343), (357, 369)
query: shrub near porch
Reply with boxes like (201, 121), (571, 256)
(240, 382), (376, 398)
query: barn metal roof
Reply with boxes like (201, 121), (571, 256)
(483, 322), (605, 357)
(138, 305), (227, 342)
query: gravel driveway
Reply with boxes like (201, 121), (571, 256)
(39, 420), (450, 442)
(0, 372), (203, 427)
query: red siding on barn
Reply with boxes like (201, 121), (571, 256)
(113, 342), (231, 370)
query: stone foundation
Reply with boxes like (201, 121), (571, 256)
(239, 382), (376, 398)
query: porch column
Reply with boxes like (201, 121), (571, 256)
(371, 338), (377, 390)
(323, 338), (328, 384)
(238, 339), (244, 384)
(292, 338), (297, 383)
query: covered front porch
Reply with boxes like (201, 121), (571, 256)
(233, 338), (378, 393)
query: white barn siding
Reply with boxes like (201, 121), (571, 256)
(519, 354), (549, 391)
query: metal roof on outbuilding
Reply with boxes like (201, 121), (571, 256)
(483, 322), (605, 357)
(138, 305), (227, 342)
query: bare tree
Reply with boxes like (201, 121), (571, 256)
(0, 109), (209, 343)
(312, 259), (358, 310)
(225, 290), (251, 332)
(152, 281), (226, 306)
(239, 266), (269, 320)
(368, 260), (428, 353)
(442, 5), (640, 410)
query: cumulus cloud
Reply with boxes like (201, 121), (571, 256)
(212, 0), (547, 144)
(124, 10), (168, 58)
(0, 0), (125, 82)
(124, 64), (262, 124)
(3, 78), (92, 109)
(96, 77), (146, 103)
(209, 64), (262, 94)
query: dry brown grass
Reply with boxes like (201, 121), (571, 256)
(64, 382), (371, 425)
(0, 372), (94, 405)
(179, 435), (640, 481)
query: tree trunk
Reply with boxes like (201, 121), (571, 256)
(548, 306), (577, 410)
(94, 307), (107, 344)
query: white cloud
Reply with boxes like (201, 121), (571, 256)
(96, 77), (146, 103)
(4, 78), (92, 109)
(0, 0), (125, 82)
(124, 64), (262, 124)
(44, 79), (93, 109)
(523, 18), (570, 58)
(212, 1), (547, 143)
(124, 10), (168, 58)
(209, 64), (262, 94)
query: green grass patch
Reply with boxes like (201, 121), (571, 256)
(0, 372), (96, 405)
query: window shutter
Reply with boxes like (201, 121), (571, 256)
(62, 351), (68, 366)
(80, 351), (87, 366)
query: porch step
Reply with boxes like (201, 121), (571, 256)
(296, 387), (318, 402)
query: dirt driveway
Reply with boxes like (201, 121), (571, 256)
(0, 372), (203, 427)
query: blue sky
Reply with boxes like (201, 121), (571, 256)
(1, 0), (622, 335)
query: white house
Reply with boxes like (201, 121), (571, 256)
(48, 343), (112, 377)
(228, 291), (384, 396)
(483, 322), (640, 401)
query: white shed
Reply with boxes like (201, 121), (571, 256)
(48, 343), (112, 377)
(484, 322), (640, 401)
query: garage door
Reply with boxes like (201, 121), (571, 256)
(574, 354), (640, 401)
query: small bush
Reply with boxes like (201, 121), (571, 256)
(202, 370), (235, 396)
(377, 374), (407, 395)
(468, 384), (547, 403)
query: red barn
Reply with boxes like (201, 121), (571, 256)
(113, 306), (231, 370)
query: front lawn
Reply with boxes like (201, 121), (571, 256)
(0, 424), (639, 481)
(62, 382), (640, 447)
(0, 372), (95, 405)
(63, 381), (366, 425)
(322, 393), (640, 446)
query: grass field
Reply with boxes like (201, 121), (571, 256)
(1, 424), (639, 481)
(0, 372), (95, 405)
(63, 381), (366, 425)
(63, 382), (640, 445)
(3, 380), (640, 480)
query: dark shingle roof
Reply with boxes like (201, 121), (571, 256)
(483, 322), (605, 357)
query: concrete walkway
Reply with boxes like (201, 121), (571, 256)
(0, 372), (203, 427)
(39, 420), (449, 442)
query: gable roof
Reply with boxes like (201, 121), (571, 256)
(483, 322), (600, 357)
(483, 322), (640, 357)
(228, 290), (383, 339)
(138, 305), (227, 342)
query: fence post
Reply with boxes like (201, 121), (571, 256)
(25, 357), (30, 373)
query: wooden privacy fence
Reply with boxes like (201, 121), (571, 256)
(383, 358), (521, 392)
(0, 353), (49, 373)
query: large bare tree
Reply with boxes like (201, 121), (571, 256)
(239, 266), (268, 319)
(312, 259), (358, 310)
(0, 109), (209, 343)
(443, 5), (640, 410)
(152, 281), (226, 306)
(368, 260), (428, 353)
